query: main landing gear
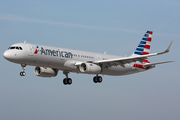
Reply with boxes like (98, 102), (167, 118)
(63, 72), (72, 85)
(20, 64), (26, 76)
(62, 72), (103, 85)
(93, 75), (103, 83)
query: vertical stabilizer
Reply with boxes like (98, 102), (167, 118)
(133, 31), (153, 55)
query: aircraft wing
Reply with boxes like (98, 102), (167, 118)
(93, 41), (173, 67)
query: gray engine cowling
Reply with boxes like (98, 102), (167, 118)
(34, 67), (58, 77)
(79, 63), (102, 74)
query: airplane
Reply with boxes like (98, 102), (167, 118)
(3, 31), (174, 85)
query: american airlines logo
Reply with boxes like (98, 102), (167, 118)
(34, 45), (39, 54)
(40, 47), (73, 58)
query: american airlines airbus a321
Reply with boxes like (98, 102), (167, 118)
(3, 31), (173, 85)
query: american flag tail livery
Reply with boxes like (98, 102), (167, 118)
(133, 31), (153, 55)
(132, 31), (153, 68)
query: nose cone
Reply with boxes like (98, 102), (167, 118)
(3, 50), (11, 60)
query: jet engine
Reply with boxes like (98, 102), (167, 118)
(34, 67), (58, 77)
(79, 63), (102, 74)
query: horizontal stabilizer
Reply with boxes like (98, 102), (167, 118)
(143, 61), (174, 67)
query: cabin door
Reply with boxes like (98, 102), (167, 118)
(26, 44), (34, 56)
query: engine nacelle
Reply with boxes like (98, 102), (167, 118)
(79, 63), (102, 74)
(34, 67), (58, 77)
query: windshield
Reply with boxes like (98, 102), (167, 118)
(8, 46), (23, 50)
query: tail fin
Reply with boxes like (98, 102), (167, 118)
(133, 31), (153, 55)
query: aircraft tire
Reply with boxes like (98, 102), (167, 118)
(67, 78), (72, 85)
(63, 78), (68, 85)
(20, 72), (22, 76)
(20, 72), (26, 76)
(93, 76), (98, 83)
(98, 76), (102, 83)
(23, 72), (26, 76)
(63, 78), (72, 85)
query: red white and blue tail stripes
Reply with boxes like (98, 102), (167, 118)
(134, 31), (153, 55)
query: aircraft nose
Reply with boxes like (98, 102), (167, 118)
(3, 50), (11, 60)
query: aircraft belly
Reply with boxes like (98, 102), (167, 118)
(24, 55), (65, 70)
(101, 66), (137, 76)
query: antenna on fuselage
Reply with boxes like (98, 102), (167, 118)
(104, 52), (106, 54)
(24, 40), (26, 43)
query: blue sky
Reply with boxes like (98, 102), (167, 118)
(0, 0), (179, 120)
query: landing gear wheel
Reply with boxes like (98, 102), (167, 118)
(20, 72), (26, 76)
(63, 71), (72, 85)
(63, 78), (68, 85)
(20, 72), (23, 76)
(98, 76), (102, 83)
(67, 78), (72, 85)
(23, 72), (26, 76)
(93, 76), (103, 83)
(63, 78), (72, 85)
(93, 76), (98, 83)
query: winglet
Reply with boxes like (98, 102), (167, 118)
(158, 40), (173, 55)
(166, 40), (173, 52)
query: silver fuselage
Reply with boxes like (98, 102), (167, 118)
(3, 43), (150, 76)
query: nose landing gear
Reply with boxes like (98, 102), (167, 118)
(20, 64), (26, 76)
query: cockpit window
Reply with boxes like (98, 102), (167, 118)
(10, 47), (15, 49)
(9, 46), (23, 50)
